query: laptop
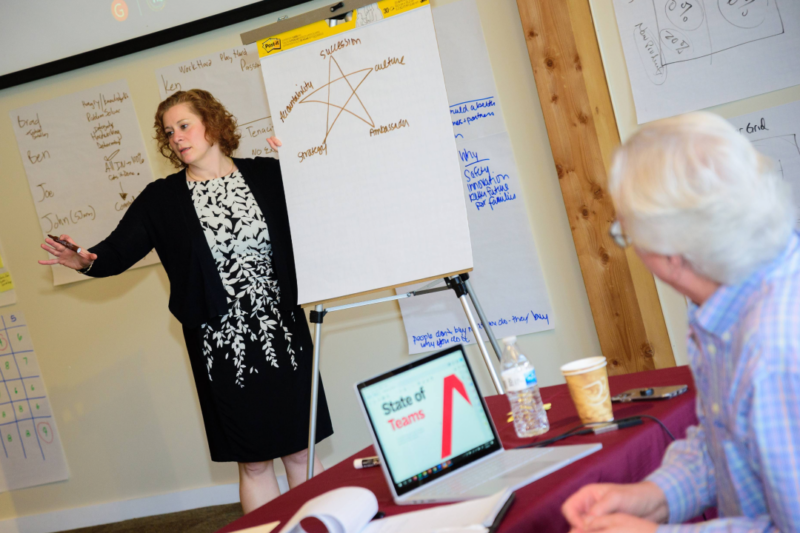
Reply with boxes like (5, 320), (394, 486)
(355, 344), (601, 504)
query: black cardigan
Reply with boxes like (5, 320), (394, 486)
(86, 157), (300, 328)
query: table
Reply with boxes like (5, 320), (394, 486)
(219, 366), (699, 533)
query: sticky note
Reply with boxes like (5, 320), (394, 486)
(0, 254), (4, 269)
(0, 272), (14, 293)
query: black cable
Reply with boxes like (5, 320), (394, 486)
(514, 414), (676, 449)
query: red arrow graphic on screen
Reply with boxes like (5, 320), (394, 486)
(442, 374), (471, 458)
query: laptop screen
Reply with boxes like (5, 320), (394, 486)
(357, 345), (502, 496)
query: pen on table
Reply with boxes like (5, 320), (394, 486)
(353, 456), (381, 469)
(47, 234), (82, 254)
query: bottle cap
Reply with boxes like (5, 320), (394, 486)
(502, 336), (517, 346)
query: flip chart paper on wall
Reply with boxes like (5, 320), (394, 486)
(10, 80), (159, 285)
(432, 0), (504, 142)
(729, 101), (800, 227)
(259, 5), (472, 304)
(155, 44), (278, 160)
(396, 0), (554, 354)
(612, 0), (800, 123)
(0, 311), (69, 492)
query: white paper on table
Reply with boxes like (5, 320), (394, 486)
(397, 132), (554, 354)
(0, 311), (69, 492)
(728, 101), (800, 227)
(155, 44), (278, 160)
(611, 0), (800, 123)
(10, 80), (159, 285)
(261, 6), (472, 305)
(362, 490), (509, 533)
(279, 487), (378, 533)
(431, 0), (505, 142)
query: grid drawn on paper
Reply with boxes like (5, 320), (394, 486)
(0, 314), (53, 461)
(645, 0), (784, 69)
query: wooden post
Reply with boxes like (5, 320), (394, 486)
(516, 0), (675, 374)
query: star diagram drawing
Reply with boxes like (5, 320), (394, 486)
(299, 55), (375, 143)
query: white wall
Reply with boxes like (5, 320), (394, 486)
(589, 0), (800, 367)
(0, 0), (602, 524)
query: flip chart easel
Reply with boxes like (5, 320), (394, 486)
(306, 274), (505, 479)
(243, 1), (504, 478)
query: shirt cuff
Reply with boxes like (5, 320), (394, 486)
(647, 465), (705, 524)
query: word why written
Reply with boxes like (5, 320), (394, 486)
(459, 148), (516, 211)
(411, 310), (551, 349)
(450, 97), (496, 128)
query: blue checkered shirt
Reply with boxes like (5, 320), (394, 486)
(647, 232), (800, 532)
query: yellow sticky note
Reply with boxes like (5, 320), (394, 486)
(0, 253), (4, 269)
(0, 272), (14, 293)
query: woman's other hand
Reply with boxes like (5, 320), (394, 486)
(39, 234), (97, 271)
(267, 137), (282, 151)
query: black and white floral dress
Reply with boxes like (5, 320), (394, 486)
(185, 169), (333, 462)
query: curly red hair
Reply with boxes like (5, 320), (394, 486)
(154, 89), (241, 168)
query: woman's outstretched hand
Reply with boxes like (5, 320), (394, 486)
(267, 137), (282, 151)
(39, 234), (97, 271)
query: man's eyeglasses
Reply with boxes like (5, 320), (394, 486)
(609, 220), (632, 248)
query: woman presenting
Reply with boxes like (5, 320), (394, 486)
(39, 89), (334, 513)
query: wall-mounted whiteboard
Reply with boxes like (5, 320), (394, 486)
(260, 6), (472, 304)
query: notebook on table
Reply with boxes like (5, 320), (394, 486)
(355, 344), (601, 504)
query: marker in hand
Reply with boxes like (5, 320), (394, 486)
(48, 234), (82, 254)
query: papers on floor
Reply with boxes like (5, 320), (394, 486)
(728, 101), (800, 227)
(9, 79), (159, 285)
(155, 44), (278, 160)
(277, 486), (512, 533)
(612, 0), (800, 123)
(396, 0), (554, 354)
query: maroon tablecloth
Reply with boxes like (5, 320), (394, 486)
(219, 365), (698, 533)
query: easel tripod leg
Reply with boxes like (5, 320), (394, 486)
(306, 304), (323, 481)
(462, 276), (503, 362)
(457, 293), (505, 395)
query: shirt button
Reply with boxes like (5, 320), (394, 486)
(712, 403), (720, 415)
(707, 344), (717, 355)
(722, 332), (731, 342)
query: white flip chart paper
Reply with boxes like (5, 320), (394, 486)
(0, 311), (69, 492)
(10, 80), (159, 285)
(612, 0), (800, 123)
(397, 0), (554, 355)
(261, 6), (472, 304)
(155, 44), (278, 159)
(729, 101), (800, 227)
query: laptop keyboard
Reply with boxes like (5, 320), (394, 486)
(414, 448), (554, 498)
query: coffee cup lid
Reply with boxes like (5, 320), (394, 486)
(560, 356), (607, 376)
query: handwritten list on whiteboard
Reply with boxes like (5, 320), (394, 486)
(612, 0), (800, 123)
(10, 80), (159, 285)
(0, 311), (69, 492)
(155, 44), (277, 160)
(396, 0), (554, 354)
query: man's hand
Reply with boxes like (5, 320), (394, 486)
(267, 137), (282, 151)
(571, 513), (659, 533)
(562, 482), (669, 531)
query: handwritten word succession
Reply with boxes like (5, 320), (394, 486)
(320, 37), (362, 60)
(411, 311), (551, 350)
(450, 97), (497, 128)
(458, 148), (517, 211)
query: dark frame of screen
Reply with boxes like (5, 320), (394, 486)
(0, 0), (309, 90)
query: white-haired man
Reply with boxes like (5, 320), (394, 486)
(562, 112), (800, 532)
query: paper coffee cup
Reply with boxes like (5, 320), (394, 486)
(560, 356), (614, 424)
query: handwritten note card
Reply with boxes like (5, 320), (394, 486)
(0, 311), (69, 492)
(612, 0), (800, 123)
(729, 101), (800, 227)
(396, 0), (554, 354)
(155, 44), (277, 159)
(0, 273), (13, 293)
(0, 244), (15, 307)
(10, 80), (159, 285)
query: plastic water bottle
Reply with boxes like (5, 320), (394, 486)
(501, 336), (549, 437)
